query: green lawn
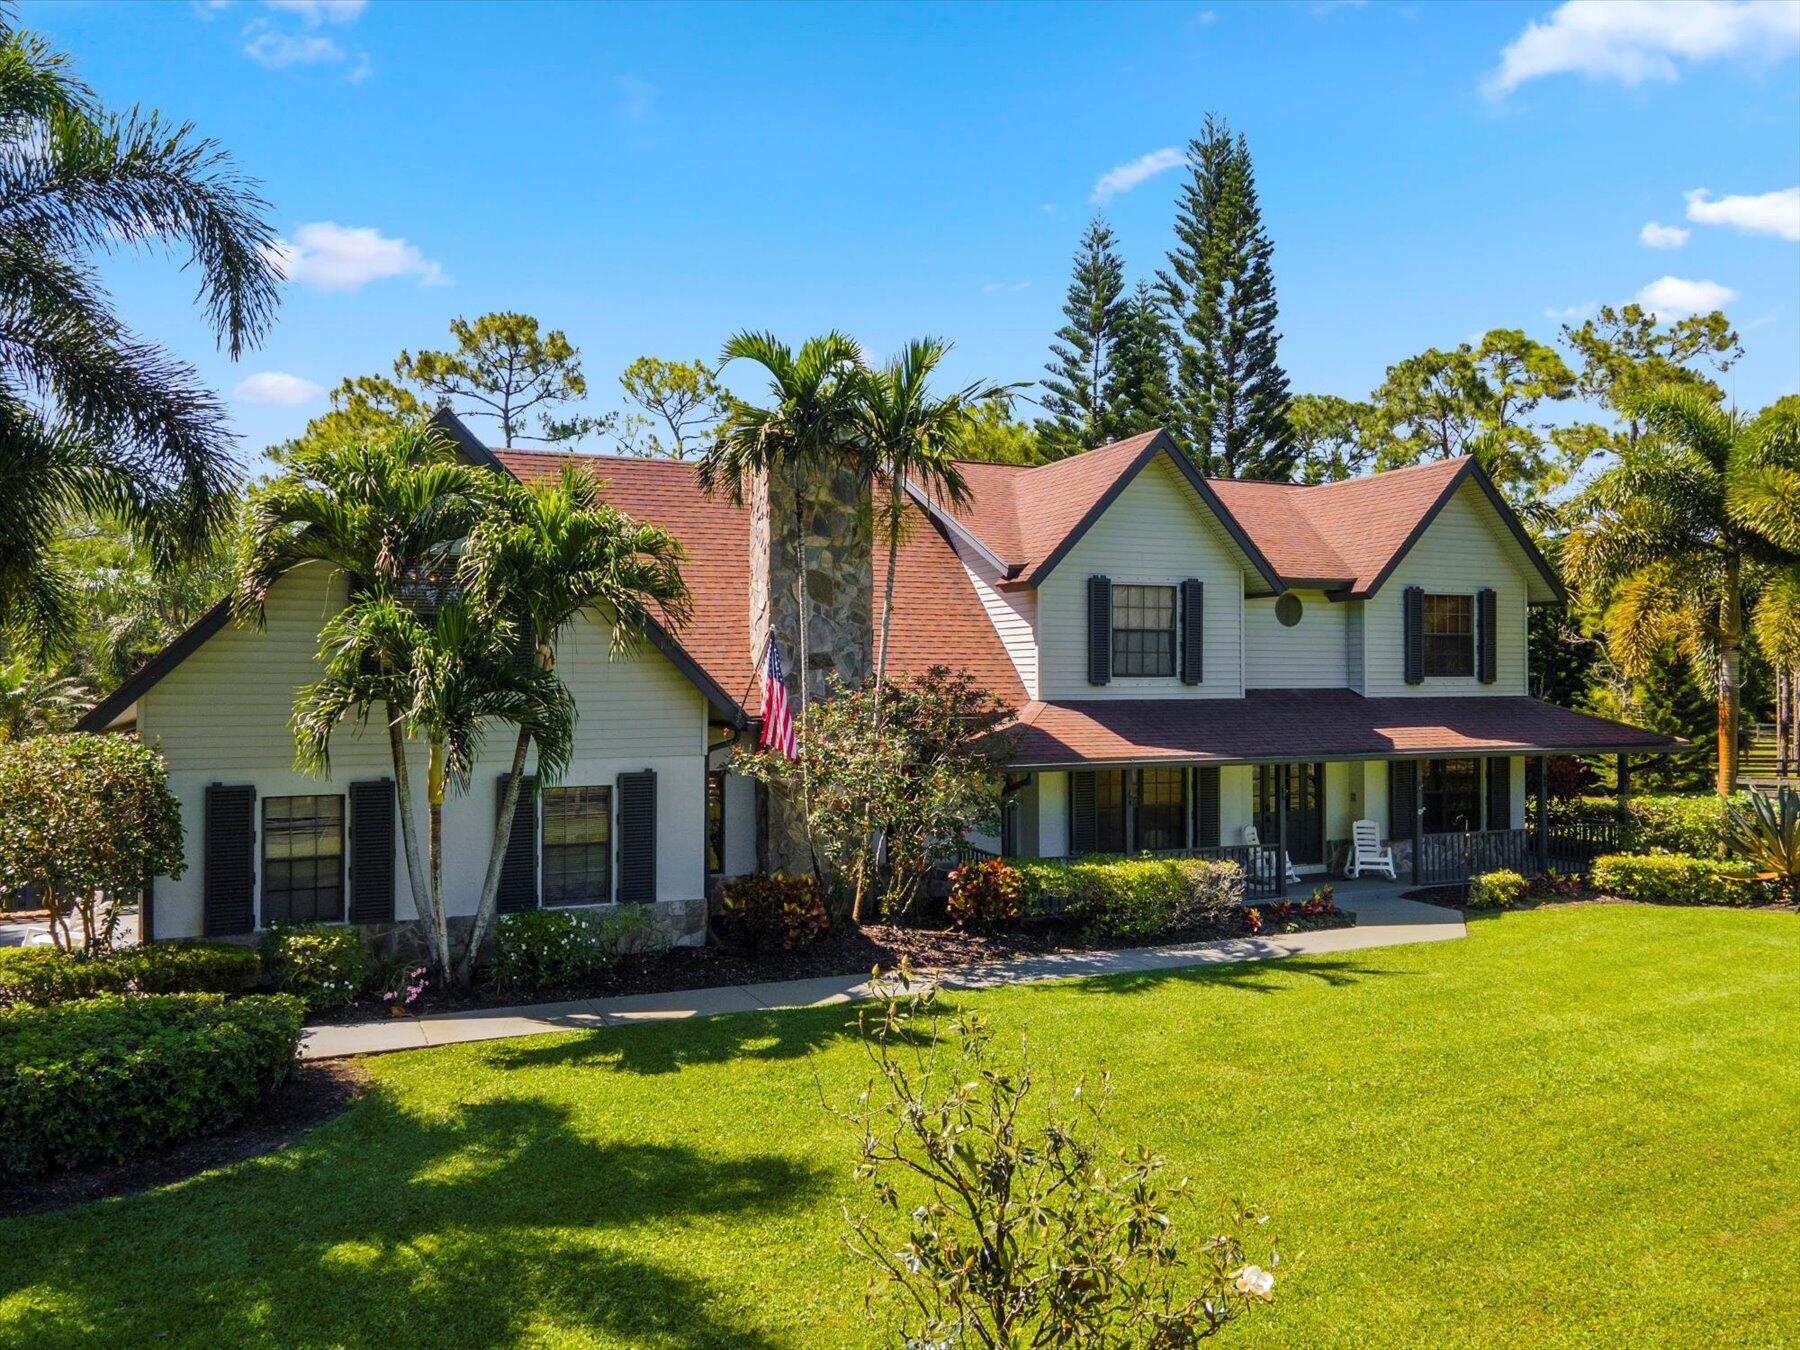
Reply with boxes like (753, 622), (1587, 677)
(2, 904), (1797, 1347)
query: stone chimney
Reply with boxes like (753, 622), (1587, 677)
(749, 458), (873, 876)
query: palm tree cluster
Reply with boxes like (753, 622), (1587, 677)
(1567, 390), (1800, 793)
(238, 422), (690, 980)
(0, 22), (280, 658)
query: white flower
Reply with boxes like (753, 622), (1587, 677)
(1232, 1264), (1274, 1298)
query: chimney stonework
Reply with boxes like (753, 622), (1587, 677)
(748, 459), (873, 876)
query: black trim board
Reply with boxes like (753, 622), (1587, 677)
(1025, 434), (1286, 593)
(1345, 458), (1567, 606)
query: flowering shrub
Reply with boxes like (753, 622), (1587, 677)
(258, 923), (369, 1012)
(0, 993), (303, 1175)
(0, 941), (260, 1008)
(489, 906), (663, 991)
(1590, 852), (1758, 906)
(0, 733), (185, 953)
(833, 966), (1278, 1344)
(379, 963), (429, 1010)
(946, 859), (1024, 931)
(1467, 870), (1529, 911)
(719, 873), (828, 952)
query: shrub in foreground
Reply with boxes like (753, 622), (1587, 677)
(1590, 853), (1757, 906)
(1722, 788), (1799, 902)
(1467, 870), (1529, 911)
(1555, 794), (1745, 856)
(259, 923), (368, 1011)
(720, 873), (828, 952)
(834, 967), (1278, 1344)
(489, 905), (661, 990)
(0, 993), (304, 1175)
(946, 858), (1025, 930)
(1013, 855), (1245, 941)
(0, 942), (261, 1008)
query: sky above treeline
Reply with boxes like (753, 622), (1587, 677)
(22, 0), (1800, 468)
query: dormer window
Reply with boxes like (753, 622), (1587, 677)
(1112, 584), (1177, 678)
(1422, 594), (1475, 677)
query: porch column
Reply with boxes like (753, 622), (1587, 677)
(1535, 755), (1549, 874)
(1616, 754), (1631, 823)
(1411, 769), (1423, 887)
(1274, 765), (1288, 899)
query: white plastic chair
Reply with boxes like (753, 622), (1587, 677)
(1346, 818), (1396, 880)
(1241, 825), (1302, 886)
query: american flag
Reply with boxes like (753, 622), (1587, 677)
(760, 639), (797, 759)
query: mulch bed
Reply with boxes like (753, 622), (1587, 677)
(313, 906), (1358, 1025)
(0, 1059), (369, 1219)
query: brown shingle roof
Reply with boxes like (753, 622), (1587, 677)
(1009, 689), (1684, 768)
(492, 451), (1025, 715)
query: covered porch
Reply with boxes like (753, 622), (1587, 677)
(982, 688), (1684, 898)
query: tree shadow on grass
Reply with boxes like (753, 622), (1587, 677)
(0, 1086), (825, 1349)
(482, 997), (943, 1077)
(1061, 954), (1409, 998)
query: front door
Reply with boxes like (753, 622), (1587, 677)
(1255, 763), (1325, 866)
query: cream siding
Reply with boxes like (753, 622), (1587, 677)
(1244, 590), (1346, 688)
(1035, 455), (1247, 700)
(1345, 603), (1365, 692)
(139, 565), (712, 940)
(1358, 481), (1532, 697)
(955, 538), (1038, 700)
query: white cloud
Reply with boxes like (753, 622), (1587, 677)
(235, 371), (324, 406)
(1545, 301), (1597, 320)
(268, 222), (450, 291)
(1685, 186), (1800, 241)
(263, 0), (367, 22)
(1635, 275), (1737, 317)
(244, 27), (342, 67)
(1486, 0), (1800, 97)
(1639, 221), (1690, 248)
(981, 281), (1031, 294)
(1090, 147), (1185, 204)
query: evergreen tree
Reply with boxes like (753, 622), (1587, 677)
(1108, 281), (1175, 439)
(1037, 216), (1127, 457)
(1156, 115), (1294, 479)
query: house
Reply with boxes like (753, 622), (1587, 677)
(78, 417), (1678, 946)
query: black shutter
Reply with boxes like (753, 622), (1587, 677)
(1486, 757), (1511, 830)
(1403, 586), (1425, 685)
(1193, 766), (1221, 847)
(616, 769), (657, 903)
(1388, 761), (1417, 841)
(1087, 575), (1112, 686)
(1180, 578), (1204, 685)
(513, 612), (536, 675)
(348, 778), (396, 924)
(496, 773), (538, 912)
(1477, 587), (1497, 684)
(1069, 770), (1097, 855)
(203, 783), (256, 936)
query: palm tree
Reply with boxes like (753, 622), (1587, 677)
(700, 331), (865, 721)
(235, 423), (496, 951)
(455, 461), (691, 980)
(0, 653), (90, 741)
(0, 23), (280, 655)
(295, 595), (573, 977)
(1567, 389), (1800, 794)
(853, 338), (1018, 698)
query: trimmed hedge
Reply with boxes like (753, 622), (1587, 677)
(259, 924), (369, 1012)
(1014, 856), (1243, 942)
(0, 942), (261, 1009)
(0, 993), (304, 1175)
(1590, 853), (1758, 906)
(1554, 794), (1746, 857)
(1467, 870), (1528, 911)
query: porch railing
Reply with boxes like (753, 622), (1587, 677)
(1414, 828), (1535, 886)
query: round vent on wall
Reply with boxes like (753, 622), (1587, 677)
(1275, 592), (1303, 628)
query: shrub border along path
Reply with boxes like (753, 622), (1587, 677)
(301, 889), (1461, 1060)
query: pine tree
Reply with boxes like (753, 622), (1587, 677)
(1157, 116), (1295, 479)
(1108, 281), (1174, 439)
(1037, 215), (1127, 457)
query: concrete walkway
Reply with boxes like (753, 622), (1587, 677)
(300, 887), (1461, 1061)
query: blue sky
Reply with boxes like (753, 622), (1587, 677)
(21, 0), (1800, 467)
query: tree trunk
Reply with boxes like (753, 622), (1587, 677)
(460, 724), (531, 983)
(1717, 556), (1743, 796)
(388, 715), (432, 965)
(425, 740), (452, 977)
(856, 478), (905, 925)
